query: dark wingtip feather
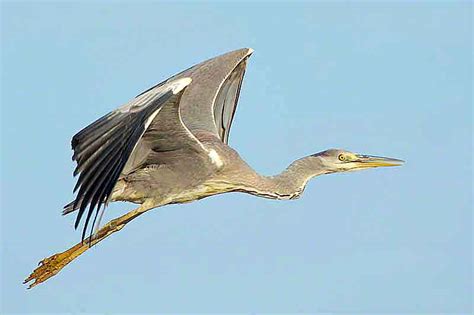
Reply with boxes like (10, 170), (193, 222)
(69, 84), (178, 240)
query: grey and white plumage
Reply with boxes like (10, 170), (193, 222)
(66, 49), (252, 240)
(25, 48), (403, 289)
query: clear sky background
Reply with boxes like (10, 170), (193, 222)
(1, 1), (472, 314)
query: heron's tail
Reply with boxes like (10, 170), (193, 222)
(62, 201), (77, 215)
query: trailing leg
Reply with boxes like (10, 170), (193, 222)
(24, 202), (155, 289)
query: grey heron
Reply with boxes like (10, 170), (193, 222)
(24, 48), (403, 288)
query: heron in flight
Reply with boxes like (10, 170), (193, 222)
(25, 48), (403, 288)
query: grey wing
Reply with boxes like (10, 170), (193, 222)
(177, 48), (252, 144)
(70, 78), (196, 240)
(139, 48), (253, 144)
(123, 85), (208, 175)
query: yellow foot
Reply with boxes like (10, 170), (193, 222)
(23, 242), (88, 289)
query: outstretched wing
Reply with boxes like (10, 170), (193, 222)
(137, 48), (253, 144)
(70, 78), (195, 240)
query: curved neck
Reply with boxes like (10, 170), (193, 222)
(238, 156), (328, 200)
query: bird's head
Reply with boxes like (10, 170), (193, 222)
(313, 149), (404, 173)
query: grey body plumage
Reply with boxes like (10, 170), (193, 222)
(25, 48), (403, 288)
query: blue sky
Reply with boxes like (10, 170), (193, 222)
(1, 1), (472, 313)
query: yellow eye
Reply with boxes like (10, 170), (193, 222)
(338, 154), (345, 161)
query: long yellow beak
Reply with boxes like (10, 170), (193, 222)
(355, 154), (405, 168)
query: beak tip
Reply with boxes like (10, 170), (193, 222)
(395, 158), (405, 166)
